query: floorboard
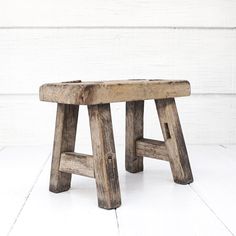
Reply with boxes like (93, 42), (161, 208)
(0, 146), (50, 236)
(116, 145), (233, 236)
(189, 145), (236, 235)
(9, 161), (119, 236)
(2, 145), (235, 236)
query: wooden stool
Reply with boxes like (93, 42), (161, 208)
(39, 79), (193, 209)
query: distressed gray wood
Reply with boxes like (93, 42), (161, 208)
(136, 138), (169, 161)
(49, 104), (79, 192)
(88, 103), (121, 209)
(155, 98), (193, 184)
(39, 79), (190, 105)
(59, 152), (94, 178)
(125, 101), (144, 173)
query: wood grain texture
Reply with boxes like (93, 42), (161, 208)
(49, 104), (79, 192)
(136, 138), (169, 161)
(0, 0), (235, 27)
(125, 101), (144, 173)
(88, 103), (121, 209)
(0, 30), (236, 94)
(155, 98), (193, 184)
(59, 152), (94, 178)
(39, 80), (190, 105)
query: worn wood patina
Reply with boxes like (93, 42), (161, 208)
(40, 79), (193, 209)
(40, 79), (190, 105)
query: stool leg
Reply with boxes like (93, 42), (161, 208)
(155, 98), (193, 184)
(88, 103), (121, 209)
(49, 104), (79, 192)
(125, 101), (144, 173)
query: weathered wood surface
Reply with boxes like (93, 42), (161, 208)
(125, 101), (144, 173)
(88, 103), (121, 209)
(136, 138), (169, 161)
(49, 104), (79, 192)
(59, 152), (94, 178)
(39, 80), (190, 105)
(155, 98), (193, 184)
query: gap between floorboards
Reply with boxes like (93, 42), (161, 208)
(115, 209), (120, 235)
(188, 184), (234, 236)
(7, 152), (51, 236)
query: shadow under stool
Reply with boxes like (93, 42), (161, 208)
(39, 79), (193, 209)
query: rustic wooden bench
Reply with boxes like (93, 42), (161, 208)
(39, 79), (193, 209)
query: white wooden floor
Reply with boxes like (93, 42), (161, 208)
(1, 144), (235, 236)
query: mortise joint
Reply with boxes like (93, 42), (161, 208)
(107, 154), (115, 179)
(164, 123), (171, 139)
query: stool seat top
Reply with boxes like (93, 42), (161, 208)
(39, 79), (190, 105)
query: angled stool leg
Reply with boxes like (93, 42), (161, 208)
(88, 104), (121, 209)
(49, 104), (79, 192)
(125, 101), (144, 173)
(155, 98), (193, 184)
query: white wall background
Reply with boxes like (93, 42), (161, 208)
(0, 0), (235, 145)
